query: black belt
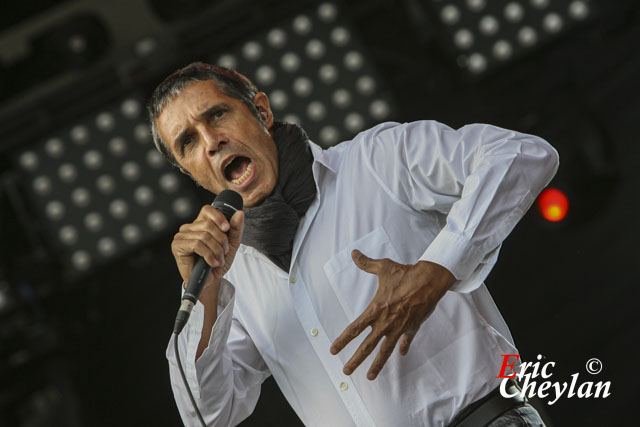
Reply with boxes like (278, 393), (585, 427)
(448, 380), (526, 427)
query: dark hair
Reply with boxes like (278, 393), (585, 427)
(148, 62), (261, 168)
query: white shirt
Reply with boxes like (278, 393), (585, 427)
(167, 120), (559, 427)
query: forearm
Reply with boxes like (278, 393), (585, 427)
(196, 274), (221, 361)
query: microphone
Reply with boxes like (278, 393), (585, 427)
(173, 189), (243, 334)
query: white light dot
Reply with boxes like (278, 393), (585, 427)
(58, 163), (77, 183)
(135, 37), (157, 57)
(504, 2), (524, 23)
(468, 53), (487, 73)
(318, 3), (338, 22)
(293, 77), (313, 97)
(479, 15), (499, 36)
(267, 28), (287, 49)
(84, 212), (103, 232)
(33, 176), (52, 195)
(46, 200), (65, 221)
(134, 123), (150, 143)
(255, 65), (276, 86)
(109, 199), (128, 219)
(134, 185), (154, 206)
(146, 149), (164, 168)
(122, 224), (142, 244)
(269, 90), (288, 110)
(356, 75), (376, 96)
(318, 64), (338, 85)
(283, 114), (301, 125)
(70, 125), (89, 144)
(306, 101), (326, 121)
(292, 15), (312, 35)
(493, 40), (512, 60)
(369, 99), (391, 120)
(543, 13), (563, 33)
(59, 225), (78, 245)
(441, 5), (460, 25)
(159, 173), (179, 194)
(71, 250), (91, 270)
(173, 197), (192, 218)
(569, 1), (589, 20)
(83, 150), (102, 170)
(95, 112), (115, 132)
(148, 211), (167, 231)
(19, 151), (38, 171)
(344, 112), (365, 133)
(97, 237), (117, 257)
(344, 51), (364, 71)
(96, 174), (115, 194)
(330, 27), (351, 47)
(454, 28), (474, 49)
(121, 99), (141, 119)
(281, 52), (301, 73)
(217, 54), (237, 69)
(71, 187), (91, 207)
(306, 39), (326, 60)
(332, 88), (352, 108)
(242, 41), (262, 61)
(518, 26), (538, 46)
(319, 126), (340, 146)
(121, 161), (140, 181)
(466, 0), (485, 12)
(108, 137), (127, 156)
(530, 0), (549, 9)
(44, 138), (64, 158)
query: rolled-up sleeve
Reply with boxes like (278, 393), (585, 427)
(362, 121), (559, 292)
(166, 278), (270, 426)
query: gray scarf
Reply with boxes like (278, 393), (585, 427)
(241, 122), (317, 272)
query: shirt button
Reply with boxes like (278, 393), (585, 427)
(289, 275), (297, 284)
(340, 382), (348, 391)
(310, 328), (318, 337)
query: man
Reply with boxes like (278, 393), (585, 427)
(149, 62), (558, 426)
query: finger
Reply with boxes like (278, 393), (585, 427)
(330, 312), (373, 355)
(399, 331), (417, 356)
(367, 334), (401, 380)
(351, 249), (380, 274)
(180, 219), (230, 254)
(173, 238), (221, 269)
(197, 205), (231, 233)
(174, 231), (226, 264)
(227, 211), (245, 249)
(343, 330), (383, 375)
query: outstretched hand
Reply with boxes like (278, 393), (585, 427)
(330, 250), (456, 380)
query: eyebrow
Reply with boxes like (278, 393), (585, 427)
(171, 103), (231, 156)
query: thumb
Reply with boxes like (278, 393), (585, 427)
(228, 210), (245, 248)
(351, 249), (379, 274)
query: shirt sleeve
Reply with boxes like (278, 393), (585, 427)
(166, 278), (270, 426)
(359, 120), (559, 292)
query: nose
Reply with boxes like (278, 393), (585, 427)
(200, 126), (225, 156)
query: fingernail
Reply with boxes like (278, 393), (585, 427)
(367, 373), (376, 380)
(223, 241), (229, 254)
(344, 368), (353, 375)
(221, 222), (230, 232)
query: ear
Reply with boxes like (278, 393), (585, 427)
(252, 91), (274, 130)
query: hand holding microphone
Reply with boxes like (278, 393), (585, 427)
(172, 190), (244, 334)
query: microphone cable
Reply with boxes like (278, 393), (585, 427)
(174, 333), (207, 427)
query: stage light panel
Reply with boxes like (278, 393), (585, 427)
(212, 1), (396, 148)
(426, 0), (594, 76)
(12, 96), (200, 279)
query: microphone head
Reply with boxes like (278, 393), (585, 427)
(212, 190), (243, 220)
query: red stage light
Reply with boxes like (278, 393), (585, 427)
(537, 187), (569, 222)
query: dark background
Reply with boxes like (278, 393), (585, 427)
(0, 0), (637, 426)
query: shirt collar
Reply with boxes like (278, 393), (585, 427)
(308, 140), (338, 173)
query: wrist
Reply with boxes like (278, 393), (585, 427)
(414, 260), (456, 292)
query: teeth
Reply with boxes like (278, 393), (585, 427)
(232, 161), (253, 185)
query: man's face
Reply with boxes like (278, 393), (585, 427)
(157, 80), (278, 207)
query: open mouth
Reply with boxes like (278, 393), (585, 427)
(223, 156), (253, 186)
